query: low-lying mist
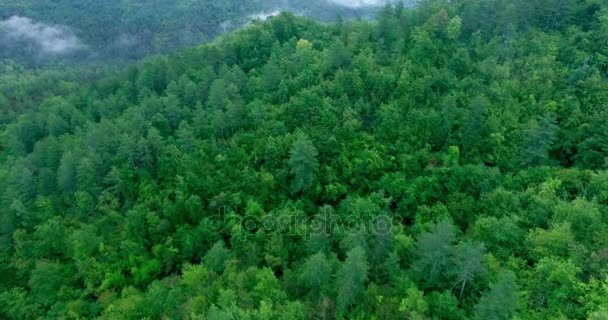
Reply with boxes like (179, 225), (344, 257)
(0, 0), (399, 66)
(0, 16), (85, 56)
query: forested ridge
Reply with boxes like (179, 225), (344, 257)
(2, 0), (608, 319)
(0, 0), (386, 65)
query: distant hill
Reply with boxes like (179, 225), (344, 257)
(0, 0), (394, 66)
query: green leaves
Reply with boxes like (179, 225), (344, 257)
(446, 16), (462, 40)
(336, 246), (369, 311)
(474, 272), (519, 320)
(300, 251), (331, 290)
(28, 260), (71, 307)
(203, 241), (231, 273)
(412, 220), (458, 288)
(450, 241), (486, 299)
(288, 133), (319, 194)
(522, 115), (558, 166)
(2, 1), (608, 319)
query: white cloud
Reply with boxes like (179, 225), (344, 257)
(326, 0), (390, 8)
(0, 15), (85, 55)
(249, 10), (283, 21)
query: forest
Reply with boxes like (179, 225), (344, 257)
(1, 0), (608, 319)
(0, 0), (389, 65)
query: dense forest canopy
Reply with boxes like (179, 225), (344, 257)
(2, 0), (608, 319)
(0, 0), (394, 65)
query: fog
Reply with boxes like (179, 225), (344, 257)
(0, 0), (397, 64)
(326, 0), (391, 8)
(249, 10), (283, 21)
(0, 15), (85, 56)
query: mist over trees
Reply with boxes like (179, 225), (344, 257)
(0, 0), (395, 66)
(1, 0), (608, 319)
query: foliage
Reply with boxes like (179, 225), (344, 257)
(1, 1), (608, 318)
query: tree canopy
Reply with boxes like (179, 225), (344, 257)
(1, 0), (608, 318)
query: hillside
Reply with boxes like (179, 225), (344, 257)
(1, 0), (608, 319)
(0, 0), (391, 65)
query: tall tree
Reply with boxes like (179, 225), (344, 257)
(474, 271), (520, 320)
(336, 246), (369, 311)
(522, 115), (558, 166)
(461, 96), (488, 160)
(57, 151), (77, 194)
(412, 220), (459, 288)
(203, 240), (231, 273)
(300, 251), (331, 290)
(450, 241), (486, 299)
(288, 133), (319, 194)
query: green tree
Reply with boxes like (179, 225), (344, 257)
(262, 60), (283, 92)
(4, 159), (36, 204)
(446, 16), (462, 40)
(525, 222), (576, 261)
(412, 220), (458, 288)
(399, 287), (429, 320)
(336, 246), (369, 311)
(522, 115), (558, 166)
(528, 257), (581, 313)
(28, 260), (70, 307)
(589, 308), (608, 320)
(76, 155), (101, 196)
(288, 133), (319, 194)
(474, 271), (520, 320)
(461, 96), (488, 160)
(450, 241), (486, 299)
(203, 240), (231, 273)
(0, 93), (6, 109)
(57, 151), (77, 193)
(328, 41), (351, 70)
(300, 251), (331, 290)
